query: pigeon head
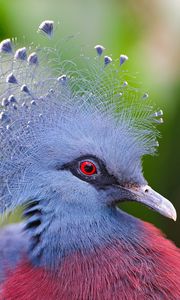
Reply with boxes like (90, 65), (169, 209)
(0, 21), (176, 266)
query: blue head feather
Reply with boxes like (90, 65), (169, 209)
(0, 21), (163, 268)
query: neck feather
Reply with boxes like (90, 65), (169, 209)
(23, 200), (142, 269)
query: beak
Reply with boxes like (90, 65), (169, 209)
(112, 184), (177, 221)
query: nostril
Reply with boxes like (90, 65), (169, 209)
(145, 189), (149, 193)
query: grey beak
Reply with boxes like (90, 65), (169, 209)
(122, 184), (177, 221)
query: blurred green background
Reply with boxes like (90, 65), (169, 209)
(0, 0), (180, 245)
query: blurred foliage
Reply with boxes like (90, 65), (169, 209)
(0, 0), (180, 245)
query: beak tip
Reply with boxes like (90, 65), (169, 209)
(165, 203), (177, 221)
(160, 202), (177, 222)
(171, 210), (177, 222)
(168, 204), (177, 221)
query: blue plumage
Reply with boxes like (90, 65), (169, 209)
(0, 22), (158, 215)
(0, 21), (178, 297)
(0, 223), (28, 283)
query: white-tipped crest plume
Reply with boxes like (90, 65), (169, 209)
(0, 20), (162, 215)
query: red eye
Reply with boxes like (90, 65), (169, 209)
(80, 161), (97, 176)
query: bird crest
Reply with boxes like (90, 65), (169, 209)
(0, 20), (163, 215)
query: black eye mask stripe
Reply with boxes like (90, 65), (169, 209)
(56, 155), (119, 189)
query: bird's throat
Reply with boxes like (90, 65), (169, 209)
(24, 203), (142, 269)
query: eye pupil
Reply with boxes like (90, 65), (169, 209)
(84, 164), (93, 172)
(80, 161), (97, 176)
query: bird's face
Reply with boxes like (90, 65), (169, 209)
(28, 107), (176, 221)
